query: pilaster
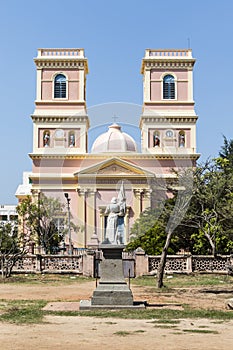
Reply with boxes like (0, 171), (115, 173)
(144, 68), (151, 102)
(77, 188), (88, 247)
(86, 189), (97, 245)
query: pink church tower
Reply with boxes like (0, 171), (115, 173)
(31, 48), (89, 156)
(140, 49), (199, 163)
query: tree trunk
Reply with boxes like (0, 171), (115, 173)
(204, 232), (216, 257)
(1, 255), (5, 280)
(157, 229), (173, 288)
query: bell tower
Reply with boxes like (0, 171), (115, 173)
(31, 48), (89, 155)
(140, 49), (198, 160)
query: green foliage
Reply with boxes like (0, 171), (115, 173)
(16, 194), (72, 254)
(127, 221), (178, 255)
(0, 223), (19, 254)
(0, 222), (27, 279)
(178, 154), (233, 255)
(219, 135), (233, 168)
(129, 207), (163, 238)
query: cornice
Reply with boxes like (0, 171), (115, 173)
(140, 116), (198, 124)
(141, 59), (195, 72)
(144, 101), (194, 105)
(31, 115), (89, 123)
(30, 173), (75, 179)
(77, 173), (155, 179)
(34, 58), (88, 73)
(29, 153), (200, 161)
(35, 100), (86, 105)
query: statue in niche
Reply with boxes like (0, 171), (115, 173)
(153, 131), (160, 147)
(104, 182), (126, 244)
(154, 135), (160, 147)
(43, 131), (50, 147)
(179, 132), (185, 147)
(69, 133), (75, 147)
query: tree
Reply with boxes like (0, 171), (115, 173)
(156, 169), (193, 288)
(17, 194), (73, 254)
(127, 220), (179, 255)
(127, 170), (193, 288)
(0, 222), (30, 279)
(181, 160), (233, 256)
(129, 207), (163, 241)
(36, 194), (66, 254)
(219, 135), (233, 168)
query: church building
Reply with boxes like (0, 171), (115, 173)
(16, 48), (199, 248)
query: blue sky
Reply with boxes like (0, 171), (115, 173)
(0, 0), (233, 204)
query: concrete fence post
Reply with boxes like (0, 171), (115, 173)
(36, 254), (42, 273)
(82, 250), (95, 277)
(134, 247), (148, 277)
(186, 255), (193, 273)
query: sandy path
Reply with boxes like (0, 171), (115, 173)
(0, 316), (233, 350)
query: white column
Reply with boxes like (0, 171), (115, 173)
(79, 69), (84, 101)
(36, 68), (42, 101)
(144, 68), (151, 102)
(190, 125), (196, 152)
(188, 69), (193, 101)
(99, 208), (105, 243)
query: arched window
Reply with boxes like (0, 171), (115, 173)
(54, 74), (66, 98)
(179, 131), (185, 147)
(43, 130), (50, 147)
(153, 131), (160, 147)
(163, 74), (175, 99)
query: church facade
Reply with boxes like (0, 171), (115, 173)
(16, 48), (199, 248)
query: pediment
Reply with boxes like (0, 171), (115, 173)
(74, 157), (155, 177)
(97, 164), (136, 175)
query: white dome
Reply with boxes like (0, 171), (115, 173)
(91, 123), (137, 153)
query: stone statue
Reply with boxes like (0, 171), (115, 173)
(105, 182), (126, 244)
(69, 133), (75, 147)
(43, 132), (50, 147)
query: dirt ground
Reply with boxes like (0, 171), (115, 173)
(0, 280), (233, 350)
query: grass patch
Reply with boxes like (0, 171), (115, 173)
(147, 319), (180, 324)
(105, 321), (117, 325)
(113, 330), (145, 336)
(0, 299), (232, 325)
(134, 329), (146, 333)
(154, 325), (178, 329)
(0, 274), (94, 285)
(182, 329), (219, 334)
(46, 305), (233, 321)
(132, 274), (233, 289)
(114, 331), (131, 336)
(0, 300), (46, 324)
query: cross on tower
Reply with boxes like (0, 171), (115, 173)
(112, 115), (119, 123)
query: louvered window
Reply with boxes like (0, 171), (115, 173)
(54, 74), (66, 98)
(163, 75), (175, 99)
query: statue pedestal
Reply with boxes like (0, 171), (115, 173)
(80, 244), (145, 310)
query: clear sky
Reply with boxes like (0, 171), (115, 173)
(0, 0), (233, 204)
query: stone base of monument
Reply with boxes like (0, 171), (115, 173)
(79, 244), (146, 310)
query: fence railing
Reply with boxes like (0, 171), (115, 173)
(148, 255), (233, 274)
(1, 253), (232, 277)
(0, 255), (83, 274)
